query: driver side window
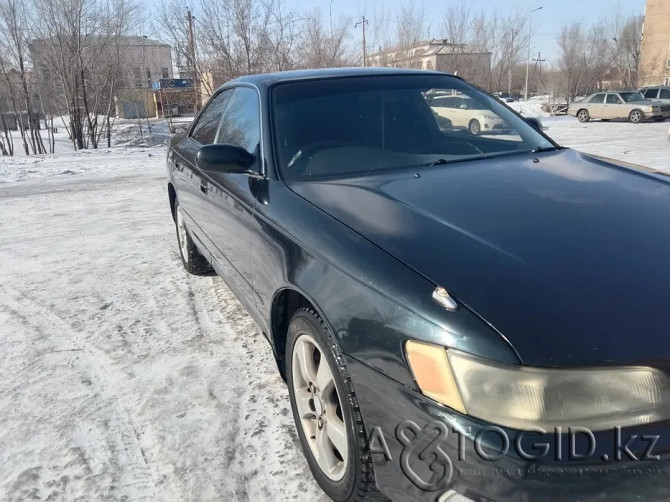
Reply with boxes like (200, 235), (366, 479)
(190, 90), (233, 145)
(214, 87), (260, 155)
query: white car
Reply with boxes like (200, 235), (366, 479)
(428, 95), (508, 135)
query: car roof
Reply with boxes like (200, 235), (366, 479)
(222, 67), (454, 90)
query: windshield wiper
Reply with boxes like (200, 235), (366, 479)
(428, 158), (449, 166)
(531, 146), (562, 153)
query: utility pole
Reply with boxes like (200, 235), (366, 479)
(186, 9), (200, 113)
(532, 52), (546, 88)
(524, 6), (542, 101)
(355, 16), (368, 67)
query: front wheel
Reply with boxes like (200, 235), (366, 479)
(628, 109), (643, 123)
(286, 308), (384, 501)
(577, 109), (590, 122)
(469, 119), (481, 135)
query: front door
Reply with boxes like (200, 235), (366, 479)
(199, 86), (262, 304)
(178, 89), (234, 255)
(604, 93), (623, 119)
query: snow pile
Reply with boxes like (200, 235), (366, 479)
(112, 119), (191, 147)
(509, 100), (551, 118)
(115, 133), (172, 148)
(0, 148), (164, 183)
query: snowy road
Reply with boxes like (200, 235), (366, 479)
(0, 117), (668, 502)
(0, 150), (328, 501)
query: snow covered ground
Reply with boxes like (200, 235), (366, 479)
(543, 116), (669, 173)
(0, 116), (668, 501)
(0, 147), (328, 501)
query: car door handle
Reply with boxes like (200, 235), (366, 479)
(200, 182), (207, 194)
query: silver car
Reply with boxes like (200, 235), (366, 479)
(640, 86), (670, 104)
(568, 91), (668, 123)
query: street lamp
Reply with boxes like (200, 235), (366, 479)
(524, 6), (543, 101)
(329, 0), (334, 38)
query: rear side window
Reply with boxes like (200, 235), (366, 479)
(589, 94), (605, 103)
(660, 89), (670, 99)
(643, 89), (659, 99)
(190, 90), (233, 145)
(605, 94), (621, 104)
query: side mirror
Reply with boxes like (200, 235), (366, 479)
(525, 117), (543, 133)
(196, 144), (255, 175)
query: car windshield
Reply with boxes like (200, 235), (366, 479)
(619, 92), (646, 103)
(271, 75), (556, 181)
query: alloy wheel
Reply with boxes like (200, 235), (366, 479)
(577, 110), (589, 122)
(291, 333), (348, 481)
(629, 110), (642, 123)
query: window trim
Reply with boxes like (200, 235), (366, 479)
(188, 82), (266, 177)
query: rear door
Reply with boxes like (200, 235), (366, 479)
(431, 96), (467, 128)
(586, 93), (605, 118)
(642, 88), (659, 101)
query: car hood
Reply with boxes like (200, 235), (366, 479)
(289, 149), (670, 366)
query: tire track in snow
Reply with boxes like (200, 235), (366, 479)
(0, 285), (161, 502)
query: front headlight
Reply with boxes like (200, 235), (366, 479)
(406, 341), (670, 431)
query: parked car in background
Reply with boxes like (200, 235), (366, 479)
(639, 86), (670, 105)
(568, 91), (668, 123)
(493, 91), (515, 102)
(429, 94), (509, 134)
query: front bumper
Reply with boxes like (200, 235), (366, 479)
(346, 354), (670, 502)
(643, 110), (665, 120)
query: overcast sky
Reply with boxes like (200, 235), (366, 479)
(298, 0), (647, 65)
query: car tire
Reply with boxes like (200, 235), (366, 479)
(577, 109), (590, 122)
(469, 119), (481, 135)
(286, 307), (385, 502)
(174, 200), (212, 274)
(628, 109), (643, 123)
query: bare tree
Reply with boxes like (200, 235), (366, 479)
(394, 2), (428, 67)
(610, 14), (643, 89)
(296, 10), (352, 69)
(368, 7), (394, 56)
(0, 0), (46, 154)
(32, 0), (136, 150)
